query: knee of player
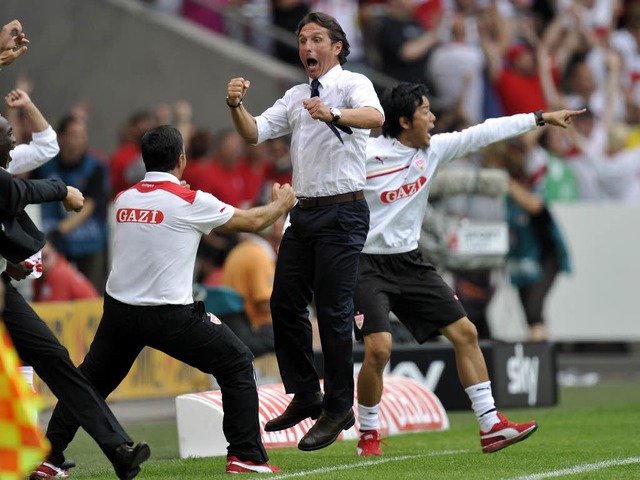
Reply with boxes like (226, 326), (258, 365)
(364, 337), (392, 367)
(445, 316), (479, 346)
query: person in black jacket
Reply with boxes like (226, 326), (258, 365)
(0, 114), (150, 480)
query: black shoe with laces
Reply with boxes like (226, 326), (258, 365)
(112, 441), (151, 480)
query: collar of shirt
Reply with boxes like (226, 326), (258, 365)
(141, 171), (181, 184)
(309, 64), (343, 93)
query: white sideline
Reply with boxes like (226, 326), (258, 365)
(268, 450), (469, 479)
(504, 457), (640, 480)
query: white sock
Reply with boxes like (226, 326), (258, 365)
(465, 381), (499, 432)
(357, 403), (380, 432)
(19, 365), (38, 424)
(19, 365), (35, 391)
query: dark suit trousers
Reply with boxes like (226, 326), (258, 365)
(270, 199), (369, 413)
(45, 295), (268, 463)
(1, 275), (130, 465)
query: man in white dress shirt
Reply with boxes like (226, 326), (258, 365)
(226, 11), (384, 451)
(40, 125), (294, 475)
(353, 82), (584, 457)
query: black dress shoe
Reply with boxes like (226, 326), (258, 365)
(298, 408), (355, 451)
(264, 392), (323, 432)
(112, 441), (151, 480)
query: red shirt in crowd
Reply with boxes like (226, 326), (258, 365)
(33, 256), (100, 303)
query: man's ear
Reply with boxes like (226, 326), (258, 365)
(333, 41), (343, 57)
(399, 116), (412, 130)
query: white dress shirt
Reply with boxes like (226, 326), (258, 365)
(255, 64), (383, 198)
(8, 126), (59, 175)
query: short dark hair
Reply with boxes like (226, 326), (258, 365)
(381, 83), (430, 139)
(297, 12), (350, 65)
(141, 125), (183, 172)
(56, 113), (82, 135)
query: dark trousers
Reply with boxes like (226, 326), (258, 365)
(270, 200), (369, 413)
(518, 253), (560, 327)
(45, 295), (267, 463)
(1, 275), (130, 465)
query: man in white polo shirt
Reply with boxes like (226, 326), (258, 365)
(41, 125), (295, 475)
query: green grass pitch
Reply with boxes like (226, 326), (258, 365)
(58, 380), (640, 479)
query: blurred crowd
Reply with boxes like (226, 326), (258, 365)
(9, 0), (640, 345)
(135, 0), (640, 205)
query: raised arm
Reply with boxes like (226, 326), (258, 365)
(5, 88), (49, 133)
(227, 77), (259, 144)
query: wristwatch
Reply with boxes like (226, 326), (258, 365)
(329, 107), (342, 124)
(534, 109), (545, 127)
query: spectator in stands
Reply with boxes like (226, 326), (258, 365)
(238, 142), (271, 207)
(181, 127), (215, 192)
(109, 110), (156, 197)
(33, 241), (99, 302)
(536, 127), (580, 202)
(501, 137), (571, 342)
(426, 14), (485, 123)
(33, 114), (111, 294)
(199, 129), (250, 207)
(480, 6), (548, 116)
(272, 0), (310, 65)
(263, 137), (293, 202)
(376, 0), (441, 83)
(310, 0), (364, 64)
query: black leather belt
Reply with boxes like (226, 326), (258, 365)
(297, 190), (364, 209)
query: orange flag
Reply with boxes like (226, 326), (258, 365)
(0, 320), (49, 479)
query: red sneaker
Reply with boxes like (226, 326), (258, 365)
(480, 412), (538, 453)
(225, 456), (282, 474)
(30, 462), (70, 479)
(356, 430), (383, 457)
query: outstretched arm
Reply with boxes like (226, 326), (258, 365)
(216, 182), (295, 233)
(540, 108), (587, 128)
(0, 168), (82, 215)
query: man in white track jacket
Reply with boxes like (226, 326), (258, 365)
(353, 82), (584, 457)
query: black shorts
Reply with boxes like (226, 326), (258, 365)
(353, 250), (467, 343)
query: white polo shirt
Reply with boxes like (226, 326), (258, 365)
(255, 64), (384, 198)
(106, 172), (234, 306)
(363, 113), (536, 254)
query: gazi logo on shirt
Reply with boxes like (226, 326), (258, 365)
(116, 208), (164, 224)
(506, 343), (539, 406)
(380, 176), (427, 203)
